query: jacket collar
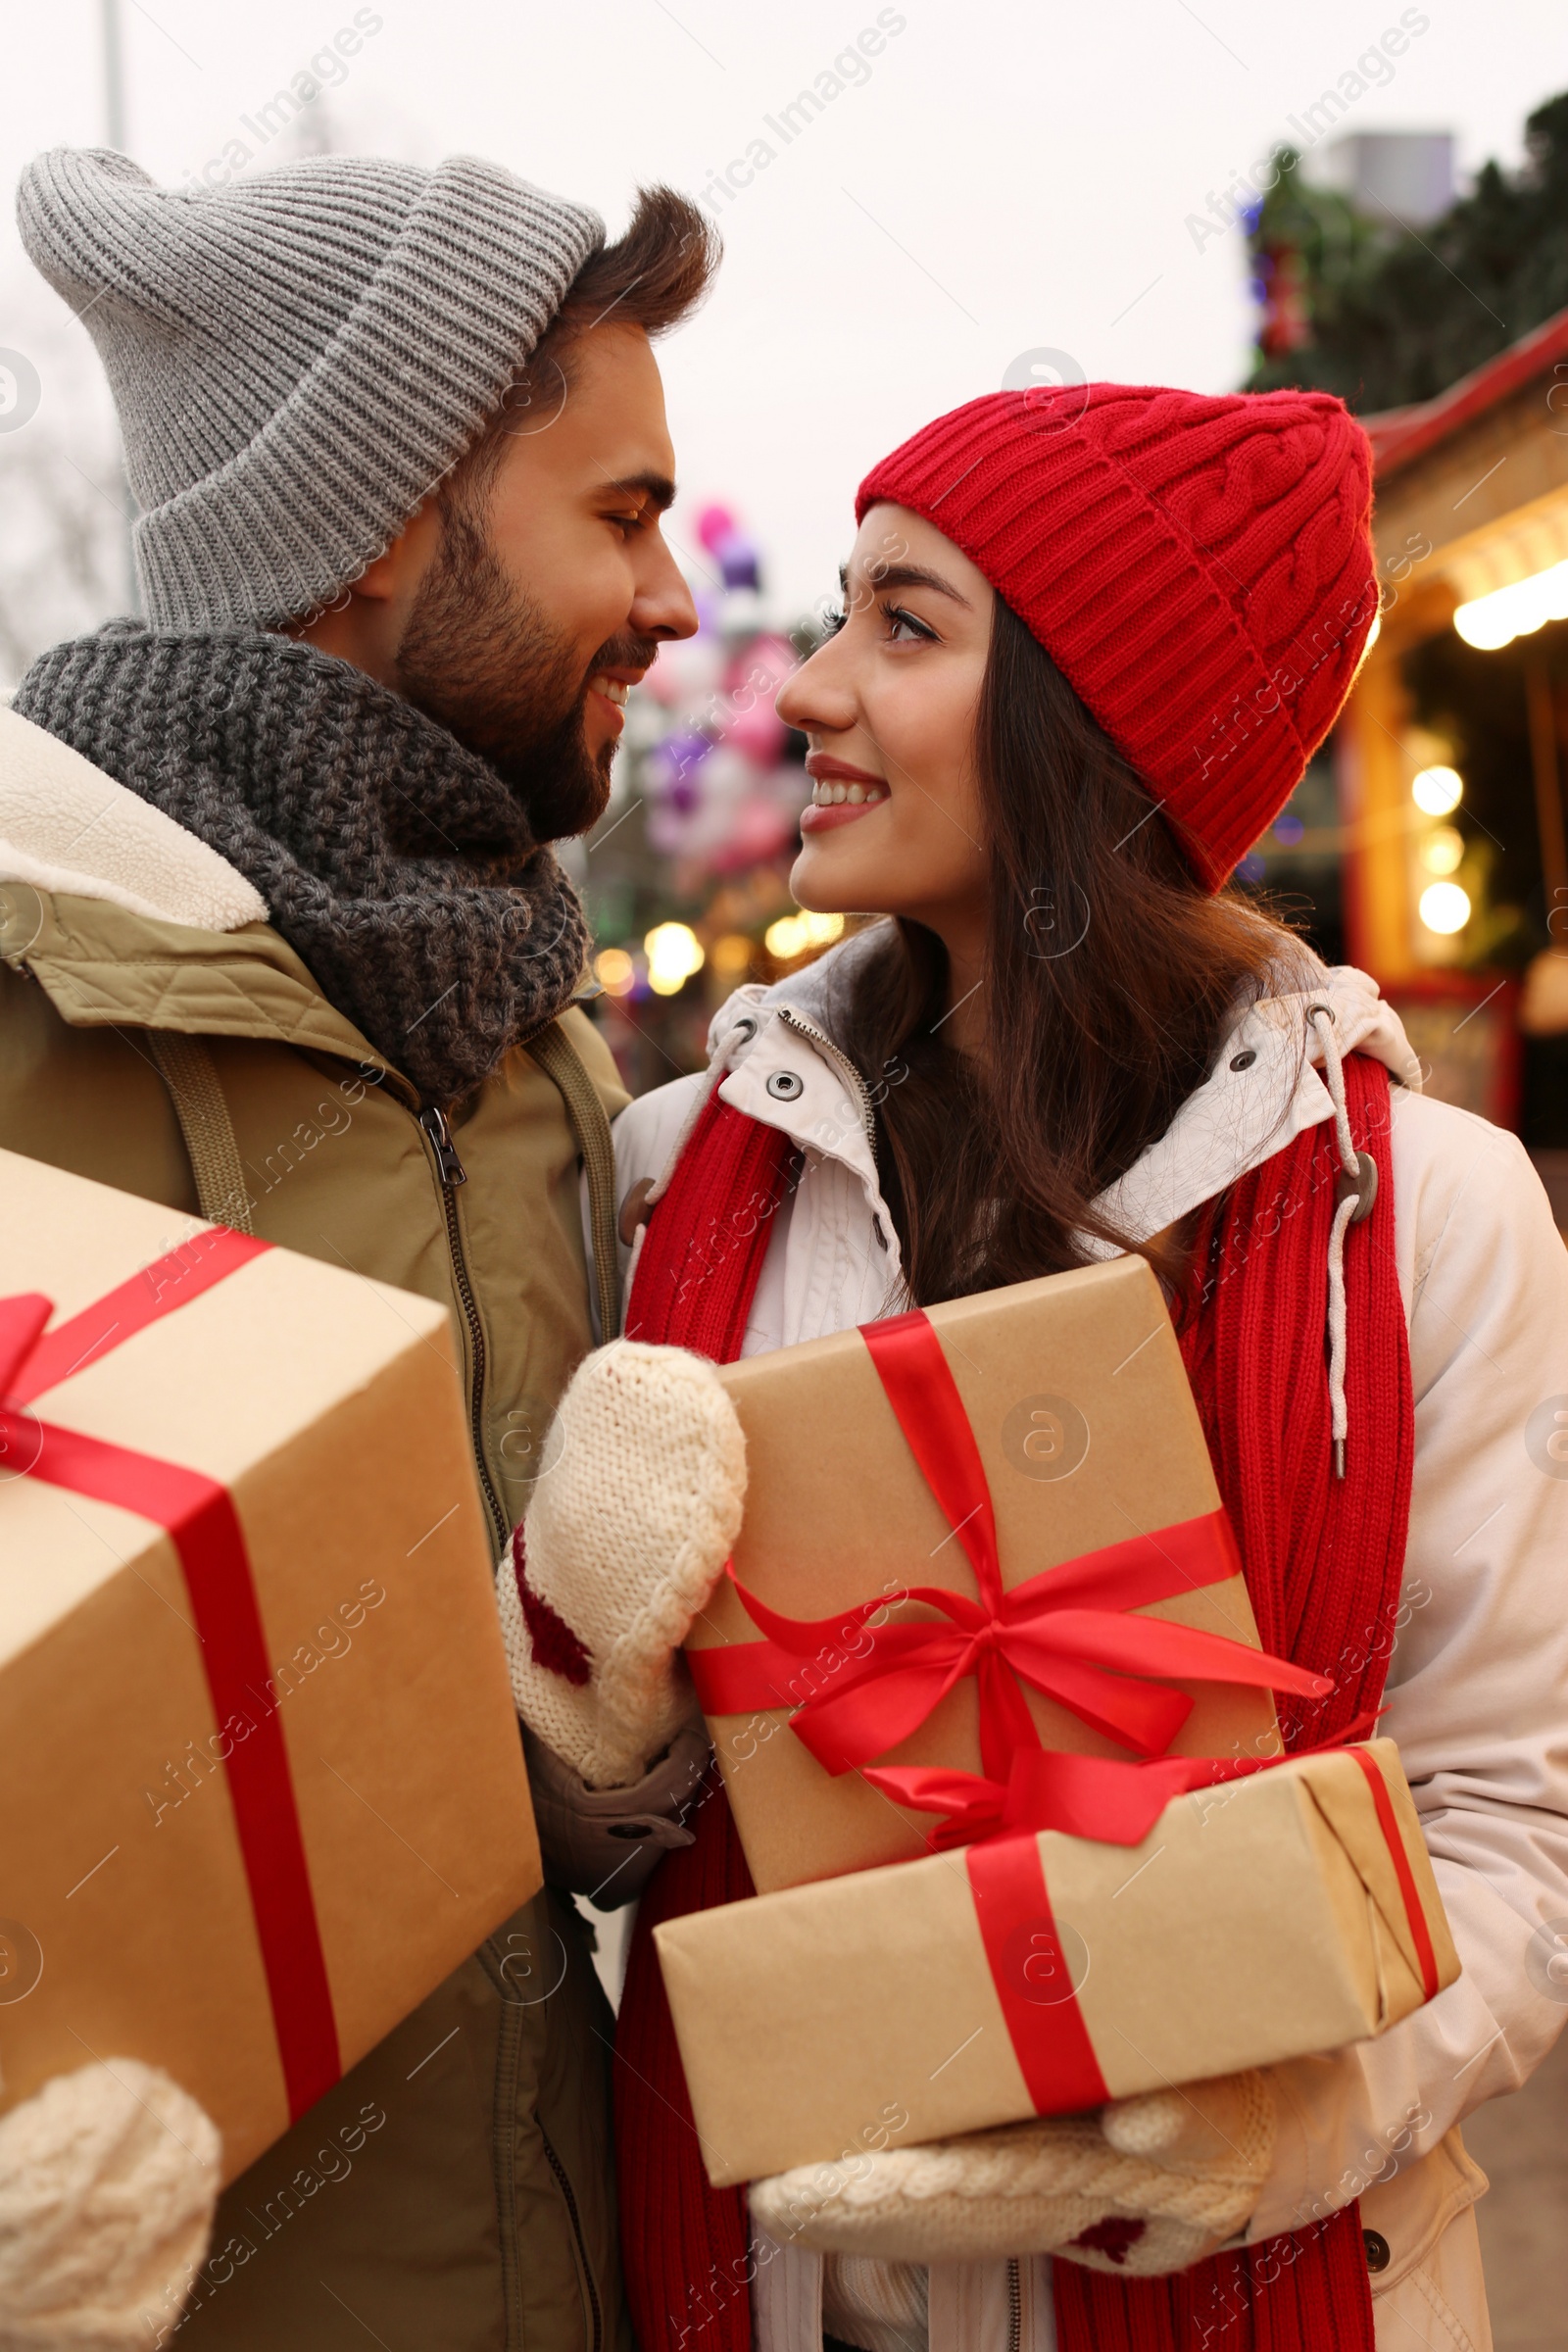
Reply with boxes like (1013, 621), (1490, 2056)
(1087, 962), (1420, 1250)
(699, 924), (1422, 1246)
(0, 704), (397, 1076)
(0, 704), (265, 930)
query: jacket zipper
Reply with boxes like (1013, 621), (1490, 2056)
(774, 1005), (878, 1152)
(418, 1103), (509, 1554)
(1006, 2257), (1022, 2352)
(540, 2122), (604, 2352)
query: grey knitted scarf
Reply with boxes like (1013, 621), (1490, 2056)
(15, 620), (590, 1105)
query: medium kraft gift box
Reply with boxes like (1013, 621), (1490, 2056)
(0, 1147), (540, 2183)
(655, 1738), (1460, 2189)
(686, 1252), (1306, 1892)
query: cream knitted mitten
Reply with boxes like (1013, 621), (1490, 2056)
(750, 2073), (1275, 2277)
(496, 1340), (747, 1789)
(0, 2059), (220, 2349)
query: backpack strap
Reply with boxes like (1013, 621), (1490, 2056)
(526, 1018), (621, 1345)
(146, 1030), (256, 1235)
(145, 1014), (623, 1331)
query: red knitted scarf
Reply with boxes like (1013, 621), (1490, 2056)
(614, 1055), (1414, 2352)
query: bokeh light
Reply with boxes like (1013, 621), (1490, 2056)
(1419, 881), (1472, 935)
(644, 921), (706, 996)
(763, 909), (845, 961)
(1411, 765), (1464, 816)
(593, 947), (635, 997)
(710, 933), (755, 979)
(1421, 826), (1465, 876)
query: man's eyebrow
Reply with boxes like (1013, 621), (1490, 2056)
(848, 560), (972, 608)
(600, 470), (676, 514)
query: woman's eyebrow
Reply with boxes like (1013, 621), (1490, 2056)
(847, 560), (973, 608)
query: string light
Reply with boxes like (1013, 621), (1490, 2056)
(1420, 826), (1465, 876)
(1453, 556), (1568, 651)
(1411, 764), (1463, 816)
(1419, 881), (1471, 936)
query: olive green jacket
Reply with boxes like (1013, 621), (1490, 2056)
(0, 707), (632, 2352)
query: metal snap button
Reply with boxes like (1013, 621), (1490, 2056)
(1229, 1049), (1257, 1072)
(1362, 2229), (1391, 2274)
(765, 1069), (804, 1100)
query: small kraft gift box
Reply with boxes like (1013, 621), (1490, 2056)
(654, 1737), (1460, 2188)
(685, 1252), (1332, 1891)
(0, 1147), (540, 2182)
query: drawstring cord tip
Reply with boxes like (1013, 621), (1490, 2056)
(1310, 1002), (1366, 1491)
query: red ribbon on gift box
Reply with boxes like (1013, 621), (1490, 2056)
(687, 1308), (1332, 1782)
(870, 1738), (1443, 2116)
(0, 1230), (342, 2124)
(687, 1307), (1436, 2123)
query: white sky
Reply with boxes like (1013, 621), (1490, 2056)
(4, 0), (1568, 620)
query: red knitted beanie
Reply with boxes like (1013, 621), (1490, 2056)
(855, 384), (1376, 889)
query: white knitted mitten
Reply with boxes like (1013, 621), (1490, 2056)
(0, 2059), (220, 2349)
(750, 2073), (1275, 2277)
(496, 1340), (747, 1789)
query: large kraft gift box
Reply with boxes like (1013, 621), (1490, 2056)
(687, 1253), (1326, 1891)
(656, 1738), (1460, 2188)
(0, 1147), (540, 2183)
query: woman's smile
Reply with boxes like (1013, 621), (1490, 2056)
(800, 751), (889, 831)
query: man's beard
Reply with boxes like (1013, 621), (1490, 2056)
(395, 506), (654, 843)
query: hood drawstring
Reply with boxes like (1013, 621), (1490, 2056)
(1306, 1004), (1379, 1479)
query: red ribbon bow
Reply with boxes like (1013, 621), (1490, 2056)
(688, 1310), (1332, 1781)
(863, 1707), (1385, 1851)
(0, 1232), (341, 2124)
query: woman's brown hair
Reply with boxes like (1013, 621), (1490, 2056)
(824, 594), (1305, 1304)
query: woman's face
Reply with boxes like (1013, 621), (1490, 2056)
(778, 504), (993, 941)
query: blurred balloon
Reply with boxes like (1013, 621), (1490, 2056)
(697, 504), (737, 553)
(652, 730), (714, 787)
(718, 536), (760, 591)
(717, 633), (796, 765)
(637, 655), (685, 707)
(608, 502), (810, 903)
(722, 700), (785, 765)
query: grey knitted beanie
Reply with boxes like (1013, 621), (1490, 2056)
(16, 147), (604, 629)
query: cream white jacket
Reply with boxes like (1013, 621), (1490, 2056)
(612, 933), (1568, 2352)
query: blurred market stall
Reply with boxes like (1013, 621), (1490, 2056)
(1239, 105), (1568, 1217)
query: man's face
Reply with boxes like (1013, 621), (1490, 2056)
(395, 322), (698, 841)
